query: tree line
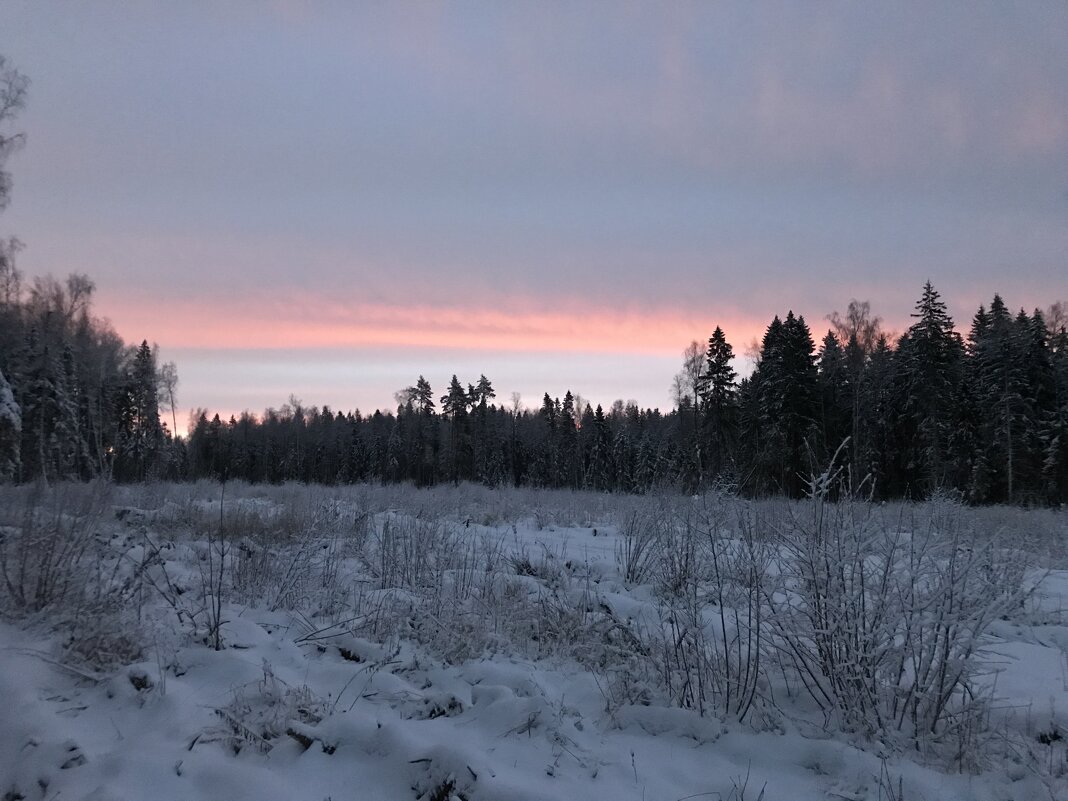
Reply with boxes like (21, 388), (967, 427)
(175, 279), (1068, 501)
(185, 282), (1067, 504)
(1, 56), (1066, 502)
(1, 264), (1066, 503)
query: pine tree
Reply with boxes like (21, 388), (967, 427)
(440, 375), (469, 483)
(397, 376), (437, 484)
(700, 326), (737, 481)
(470, 374), (496, 484)
(414, 375), (435, 415)
(474, 374), (495, 407)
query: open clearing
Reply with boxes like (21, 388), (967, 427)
(2, 482), (1067, 801)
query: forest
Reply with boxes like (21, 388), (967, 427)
(1, 262), (1066, 504)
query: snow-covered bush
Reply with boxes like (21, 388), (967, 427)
(0, 480), (110, 613)
(204, 659), (327, 755)
(651, 492), (771, 722)
(614, 502), (663, 585)
(229, 501), (361, 615)
(764, 492), (1033, 756)
(0, 480), (151, 669)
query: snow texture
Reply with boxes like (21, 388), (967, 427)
(1, 482), (1066, 801)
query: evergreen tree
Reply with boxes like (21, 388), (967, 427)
(1043, 316), (1068, 499)
(440, 375), (469, 483)
(115, 340), (164, 481)
(746, 312), (818, 495)
(0, 365), (19, 481)
(414, 375), (435, 415)
(895, 282), (964, 497)
(968, 296), (1030, 501)
(471, 374), (496, 483)
(587, 404), (613, 490)
(699, 325), (737, 481)
(557, 390), (580, 488)
(861, 334), (896, 496)
(18, 328), (84, 481)
(817, 330), (850, 462)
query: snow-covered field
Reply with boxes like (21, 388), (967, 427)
(1, 481), (1067, 801)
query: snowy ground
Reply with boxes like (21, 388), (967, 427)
(1, 482), (1067, 801)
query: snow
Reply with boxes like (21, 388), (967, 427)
(1, 483), (1066, 801)
(0, 387), (17, 431)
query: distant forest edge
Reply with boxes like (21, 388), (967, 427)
(0, 262), (1066, 504)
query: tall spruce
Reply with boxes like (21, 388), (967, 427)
(895, 282), (964, 497)
(699, 326), (737, 481)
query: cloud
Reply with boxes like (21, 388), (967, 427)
(2, 1), (1066, 422)
(99, 288), (770, 357)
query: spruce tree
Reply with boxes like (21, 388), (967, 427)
(969, 296), (1027, 501)
(115, 340), (164, 481)
(587, 404), (613, 490)
(700, 326), (737, 481)
(748, 312), (817, 495)
(817, 330), (850, 463)
(558, 391), (580, 488)
(896, 282), (964, 497)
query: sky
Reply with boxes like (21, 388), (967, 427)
(1, 2), (1066, 432)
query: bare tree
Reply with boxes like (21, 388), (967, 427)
(673, 340), (704, 408)
(672, 340), (705, 485)
(827, 300), (883, 477)
(0, 236), (22, 307)
(1046, 301), (1067, 336)
(0, 55), (29, 215)
(827, 299), (883, 355)
(157, 361), (179, 438)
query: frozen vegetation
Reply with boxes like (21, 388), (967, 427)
(1, 480), (1067, 800)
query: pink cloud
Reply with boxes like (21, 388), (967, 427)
(101, 290), (770, 358)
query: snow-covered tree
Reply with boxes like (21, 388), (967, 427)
(0, 365), (19, 481)
(115, 340), (164, 481)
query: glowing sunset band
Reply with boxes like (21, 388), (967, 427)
(106, 295), (764, 356)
